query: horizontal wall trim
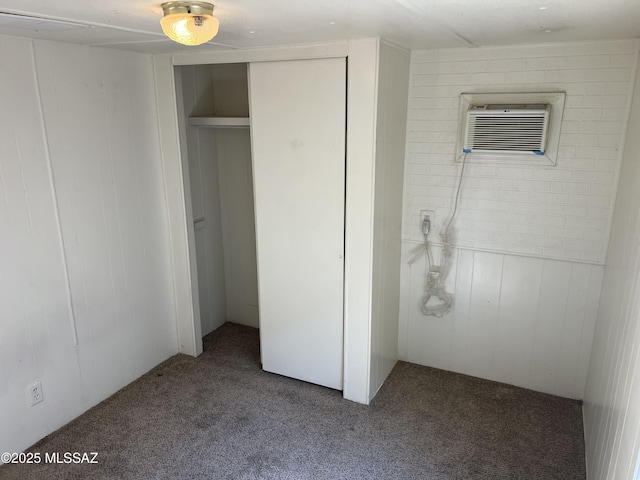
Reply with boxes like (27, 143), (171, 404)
(402, 239), (605, 266)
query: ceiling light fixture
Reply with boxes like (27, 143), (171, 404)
(160, 1), (219, 46)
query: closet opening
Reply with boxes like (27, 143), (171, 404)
(173, 57), (347, 391)
(174, 62), (259, 341)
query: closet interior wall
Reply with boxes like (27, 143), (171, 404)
(178, 63), (259, 335)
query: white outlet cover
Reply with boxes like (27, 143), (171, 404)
(420, 210), (436, 235)
(27, 381), (44, 406)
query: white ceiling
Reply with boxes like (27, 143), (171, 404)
(0, 0), (638, 54)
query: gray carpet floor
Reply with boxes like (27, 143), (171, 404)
(0, 322), (585, 479)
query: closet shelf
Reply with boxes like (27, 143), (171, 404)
(188, 117), (250, 128)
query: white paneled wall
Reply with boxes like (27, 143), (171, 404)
(399, 246), (602, 398)
(216, 129), (259, 328)
(369, 41), (410, 400)
(0, 35), (82, 455)
(584, 54), (640, 480)
(405, 40), (638, 263)
(0, 36), (176, 456)
(400, 40), (638, 398)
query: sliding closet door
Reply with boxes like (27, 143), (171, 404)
(249, 58), (346, 390)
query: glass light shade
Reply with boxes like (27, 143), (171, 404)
(160, 13), (219, 46)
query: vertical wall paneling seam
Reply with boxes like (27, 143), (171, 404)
(598, 241), (636, 478)
(593, 275), (618, 479)
(152, 55), (181, 350)
(608, 232), (640, 478)
(528, 260), (547, 384)
(129, 63), (154, 362)
(99, 60), (136, 379)
(610, 274), (640, 479)
(596, 67), (638, 472)
(468, 251), (476, 361)
(60, 46), (99, 398)
(343, 58), (348, 384)
(383, 45), (394, 384)
(381, 45), (390, 388)
(584, 402), (591, 478)
(365, 40), (381, 402)
(605, 254), (634, 479)
(574, 266), (593, 392)
(0, 163), (8, 395)
(555, 266), (572, 395)
(67, 47), (98, 392)
(0, 128), (9, 391)
(592, 246), (623, 474)
(29, 40), (79, 347)
(608, 271), (639, 480)
(13, 138), (40, 376)
(398, 49), (413, 248)
(461, 251), (476, 371)
(96, 67), (126, 383)
(375, 47), (387, 394)
(405, 260), (412, 360)
(528, 261), (544, 388)
(625, 287), (640, 478)
(490, 255), (507, 376)
(603, 42), (640, 267)
(14, 140), (35, 236)
(446, 246), (462, 370)
(399, 52), (415, 364)
(605, 51), (640, 479)
(627, 422), (640, 478)
(616, 265), (640, 478)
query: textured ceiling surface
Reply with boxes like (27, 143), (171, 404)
(0, 0), (638, 53)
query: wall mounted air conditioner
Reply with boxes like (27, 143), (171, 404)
(463, 104), (551, 155)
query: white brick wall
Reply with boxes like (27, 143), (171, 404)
(404, 40), (639, 263)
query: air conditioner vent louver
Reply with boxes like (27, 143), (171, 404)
(463, 104), (551, 155)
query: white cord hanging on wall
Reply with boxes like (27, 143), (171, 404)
(408, 153), (468, 317)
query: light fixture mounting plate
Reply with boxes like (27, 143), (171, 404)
(161, 1), (214, 17)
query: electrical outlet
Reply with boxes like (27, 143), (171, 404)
(27, 381), (44, 406)
(420, 210), (435, 236)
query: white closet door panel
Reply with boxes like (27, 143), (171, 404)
(249, 58), (346, 390)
